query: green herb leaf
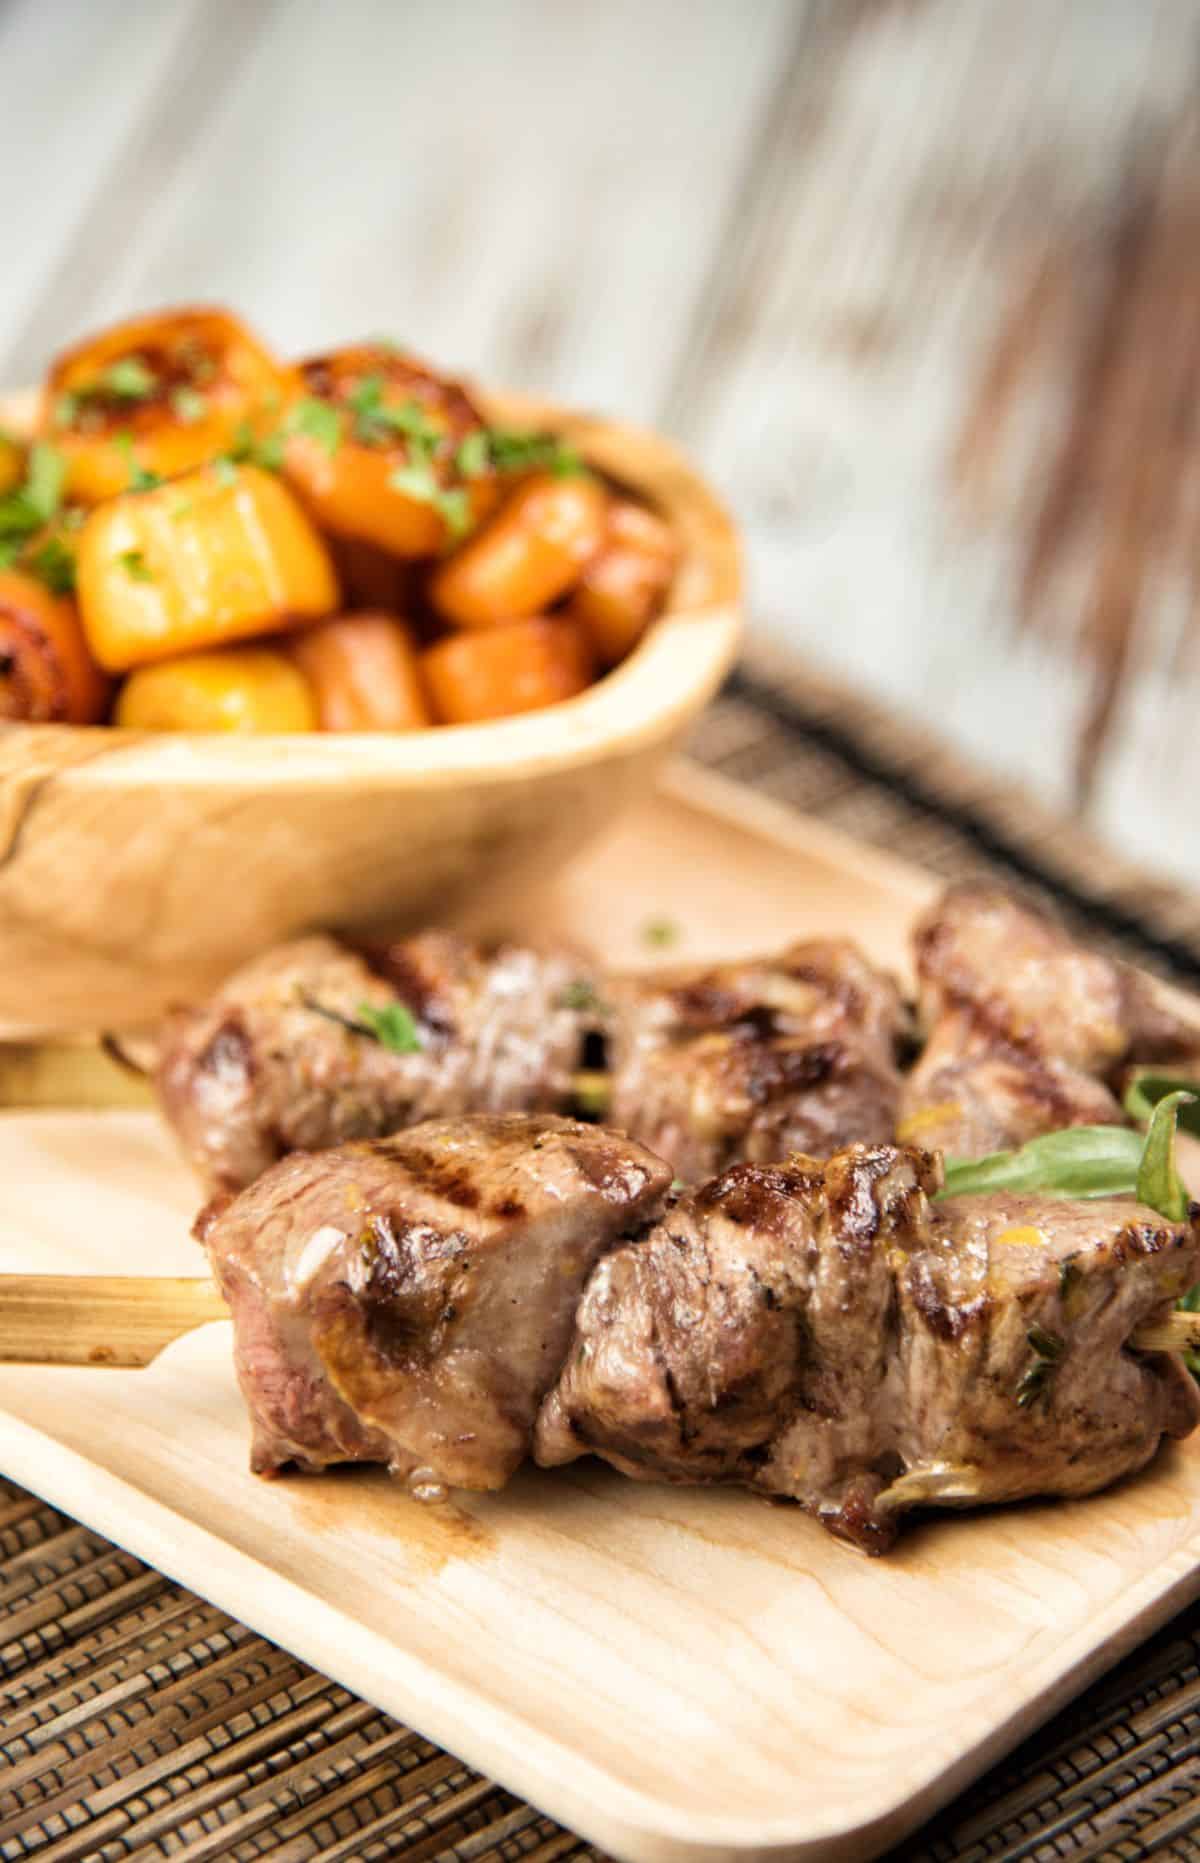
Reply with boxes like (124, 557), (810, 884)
(455, 430), (489, 478)
(118, 548), (154, 584)
(212, 457), (238, 487)
(940, 1125), (1146, 1202)
(349, 379), (443, 450)
(224, 420), (284, 474)
(53, 391), (79, 428)
(641, 917), (679, 948)
(102, 357), (156, 401)
(438, 485), (472, 539)
(1136, 1090), (1195, 1223)
(558, 978), (603, 1013)
(354, 1000), (423, 1054)
(300, 990), (423, 1054)
(25, 535), (76, 595)
(114, 433), (162, 492)
(288, 397), (341, 456)
(1125, 1071), (1200, 1139)
(25, 443), (66, 524)
(170, 386), (207, 424)
(481, 427), (583, 478)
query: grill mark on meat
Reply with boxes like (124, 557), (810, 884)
(908, 1256), (990, 1342)
(738, 1038), (842, 1105)
(692, 1163), (823, 1236)
(374, 1142), (481, 1210)
(1113, 1217), (1194, 1264)
(826, 1147), (896, 1245)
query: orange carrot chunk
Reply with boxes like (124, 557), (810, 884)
(422, 616), (593, 724)
(289, 611), (431, 731)
(428, 473), (608, 628)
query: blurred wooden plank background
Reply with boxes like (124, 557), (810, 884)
(2, 0), (1198, 883)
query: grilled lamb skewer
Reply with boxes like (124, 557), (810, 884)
(157, 932), (605, 1194)
(156, 930), (907, 1192)
(199, 1114), (1200, 1552)
(199, 1112), (672, 1490)
(900, 885), (1200, 1159)
(605, 940), (905, 1179)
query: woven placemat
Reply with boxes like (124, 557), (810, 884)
(4, 645), (1200, 1863)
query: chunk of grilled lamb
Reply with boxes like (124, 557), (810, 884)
(606, 940), (906, 1179)
(535, 1143), (1200, 1552)
(158, 932), (600, 1192)
(900, 886), (1200, 1158)
(200, 1113), (672, 1492)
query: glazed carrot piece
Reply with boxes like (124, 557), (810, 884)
(428, 472), (608, 628)
(115, 646), (317, 733)
(0, 430), (23, 498)
(0, 568), (110, 723)
(76, 463), (338, 673)
(44, 307), (287, 504)
(289, 612), (432, 731)
(565, 499), (678, 666)
(283, 345), (496, 558)
(422, 616), (593, 724)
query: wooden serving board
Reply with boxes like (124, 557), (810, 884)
(3, 761), (1200, 1863)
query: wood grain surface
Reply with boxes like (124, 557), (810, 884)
(0, 388), (740, 1036)
(3, 0), (1198, 883)
(2, 763), (1200, 1863)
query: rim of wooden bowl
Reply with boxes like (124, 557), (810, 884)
(0, 383), (741, 786)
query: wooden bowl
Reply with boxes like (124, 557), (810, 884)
(0, 387), (740, 1034)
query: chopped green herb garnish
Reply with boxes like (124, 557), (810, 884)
(170, 386), (207, 424)
(102, 357), (156, 401)
(224, 419), (284, 473)
(1026, 1324), (1064, 1363)
(118, 548), (154, 583)
(288, 397), (341, 456)
(437, 485), (472, 539)
(0, 444), (69, 571)
(300, 991), (422, 1054)
(455, 429), (490, 478)
(25, 534), (76, 595)
(25, 444), (67, 524)
(558, 978), (603, 1013)
(53, 391), (79, 428)
(348, 378), (444, 450)
(212, 457), (239, 487)
(642, 917), (679, 948)
(171, 498), (195, 522)
(355, 1000), (423, 1054)
(1016, 1325), (1066, 1408)
(479, 427), (583, 478)
(114, 433), (162, 492)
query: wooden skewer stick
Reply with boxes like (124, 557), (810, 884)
(1128, 1310), (1200, 1355)
(0, 1275), (226, 1367)
(1, 1275), (1199, 1369)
